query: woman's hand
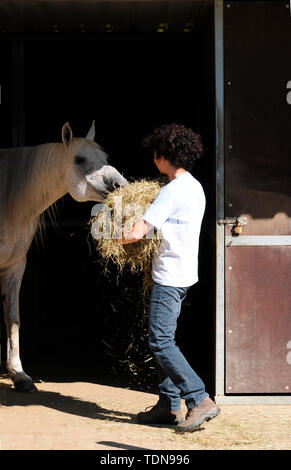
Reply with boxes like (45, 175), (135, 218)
(122, 219), (153, 244)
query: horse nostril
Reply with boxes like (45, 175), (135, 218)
(113, 181), (121, 190)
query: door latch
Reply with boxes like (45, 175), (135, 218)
(217, 216), (248, 237)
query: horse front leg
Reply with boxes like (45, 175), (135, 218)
(1, 258), (37, 392)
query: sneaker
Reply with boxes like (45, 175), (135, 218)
(175, 397), (221, 433)
(136, 404), (184, 425)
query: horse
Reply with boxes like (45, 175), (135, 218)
(0, 121), (127, 392)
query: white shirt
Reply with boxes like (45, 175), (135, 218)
(142, 172), (205, 287)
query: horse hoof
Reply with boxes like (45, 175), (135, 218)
(14, 379), (38, 393)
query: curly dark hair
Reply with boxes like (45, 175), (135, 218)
(142, 123), (203, 171)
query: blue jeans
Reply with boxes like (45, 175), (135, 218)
(148, 282), (208, 411)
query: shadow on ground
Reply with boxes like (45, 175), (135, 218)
(97, 441), (151, 450)
(0, 380), (177, 433)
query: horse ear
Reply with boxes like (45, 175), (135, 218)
(62, 122), (73, 147)
(86, 120), (95, 141)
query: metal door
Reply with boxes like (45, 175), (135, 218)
(215, 1), (291, 402)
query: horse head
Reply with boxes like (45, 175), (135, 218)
(61, 121), (127, 202)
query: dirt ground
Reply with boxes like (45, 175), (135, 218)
(0, 377), (290, 451)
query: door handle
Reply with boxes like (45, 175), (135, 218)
(217, 216), (248, 236)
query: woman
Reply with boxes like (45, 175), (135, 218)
(122, 123), (221, 433)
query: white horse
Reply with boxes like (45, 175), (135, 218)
(0, 121), (127, 392)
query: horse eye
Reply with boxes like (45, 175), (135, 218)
(74, 155), (86, 166)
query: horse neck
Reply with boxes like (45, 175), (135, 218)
(28, 142), (68, 216)
(3, 143), (69, 237)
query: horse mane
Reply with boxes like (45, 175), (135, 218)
(0, 142), (66, 243)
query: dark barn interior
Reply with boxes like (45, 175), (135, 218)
(0, 1), (216, 395)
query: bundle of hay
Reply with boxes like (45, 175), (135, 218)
(90, 179), (164, 296)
